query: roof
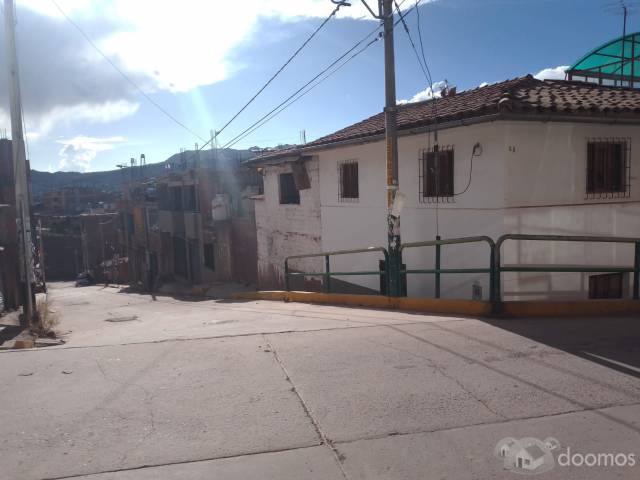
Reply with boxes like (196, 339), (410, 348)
(522, 444), (546, 461)
(568, 32), (640, 82)
(249, 75), (640, 163)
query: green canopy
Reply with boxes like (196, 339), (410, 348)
(567, 32), (640, 86)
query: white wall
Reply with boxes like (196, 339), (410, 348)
(501, 121), (640, 300)
(317, 120), (640, 300)
(319, 121), (507, 298)
(254, 159), (322, 289)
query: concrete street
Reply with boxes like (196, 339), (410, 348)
(1, 282), (639, 479)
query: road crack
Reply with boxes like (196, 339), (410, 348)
(262, 334), (351, 480)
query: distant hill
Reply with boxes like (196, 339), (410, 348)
(30, 148), (258, 200)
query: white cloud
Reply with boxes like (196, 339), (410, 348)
(57, 135), (126, 172)
(36, 100), (139, 136)
(398, 80), (449, 104)
(18, 0), (429, 93)
(534, 65), (569, 81)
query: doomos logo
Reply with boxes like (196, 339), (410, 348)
(494, 437), (560, 475)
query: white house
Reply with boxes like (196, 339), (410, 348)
(249, 75), (640, 301)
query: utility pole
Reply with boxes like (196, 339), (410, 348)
(361, 0), (402, 296)
(4, 0), (35, 326)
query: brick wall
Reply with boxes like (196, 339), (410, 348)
(254, 158), (322, 290)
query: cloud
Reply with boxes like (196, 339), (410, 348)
(18, 0), (427, 93)
(57, 135), (126, 172)
(534, 66), (569, 81)
(0, 5), (146, 140)
(398, 80), (449, 104)
(0, 0), (432, 145)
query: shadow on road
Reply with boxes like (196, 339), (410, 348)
(479, 315), (640, 379)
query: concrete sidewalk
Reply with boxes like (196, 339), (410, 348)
(0, 282), (638, 479)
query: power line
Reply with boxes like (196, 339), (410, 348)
(415, 0), (434, 88)
(222, 0), (421, 149)
(220, 23), (383, 149)
(223, 35), (382, 150)
(50, 0), (207, 143)
(171, 0), (353, 165)
(213, 0), (350, 143)
(395, 0), (431, 84)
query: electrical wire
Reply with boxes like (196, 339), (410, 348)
(212, 0), (349, 145)
(223, 35), (382, 150)
(453, 146), (480, 196)
(171, 0), (356, 165)
(50, 0), (207, 143)
(394, 0), (431, 84)
(221, 0), (421, 150)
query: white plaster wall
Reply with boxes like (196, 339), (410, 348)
(318, 120), (640, 300)
(319, 121), (508, 298)
(501, 121), (640, 300)
(254, 159), (322, 289)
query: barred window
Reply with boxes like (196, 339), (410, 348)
(420, 146), (454, 201)
(338, 160), (359, 201)
(279, 173), (300, 205)
(586, 139), (630, 198)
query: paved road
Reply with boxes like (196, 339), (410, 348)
(1, 283), (639, 479)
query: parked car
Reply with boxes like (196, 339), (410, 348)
(75, 272), (94, 287)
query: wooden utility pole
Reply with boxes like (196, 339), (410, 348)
(361, 0), (402, 296)
(4, 0), (35, 326)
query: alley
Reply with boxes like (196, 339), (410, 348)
(1, 283), (639, 479)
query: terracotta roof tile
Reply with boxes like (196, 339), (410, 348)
(251, 75), (640, 161)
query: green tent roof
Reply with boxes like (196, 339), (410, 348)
(568, 32), (640, 81)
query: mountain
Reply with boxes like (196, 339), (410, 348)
(29, 148), (258, 200)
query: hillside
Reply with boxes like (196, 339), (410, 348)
(29, 148), (258, 199)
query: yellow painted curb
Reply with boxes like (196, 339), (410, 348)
(233, 291), (640, 318)
(232, 291), (491, 316)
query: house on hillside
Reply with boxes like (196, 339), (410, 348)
(119, 160), (262, 291)
(248, 75), (640, 300)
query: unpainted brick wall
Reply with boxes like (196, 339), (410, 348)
(254, 158), (322, 289)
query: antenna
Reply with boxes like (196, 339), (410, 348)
(603, 1), (639, 86)
(299, 129), (307, 145)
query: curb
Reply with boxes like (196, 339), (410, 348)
(232, 291), (640, 318)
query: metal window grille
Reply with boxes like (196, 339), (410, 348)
(586, 138), (631, 199)
(279, 173), (300, 204)
(419, 145), (455, 203)
(338, 160), (359, 202)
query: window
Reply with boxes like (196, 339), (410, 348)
(279, 173), (300, 204)
(589, 273), (624, 299)
(586, 139), (629, 198)
(158, 184), (170, 210)
(420, 146), (454, 201)
(170, 186), (183, 211)
(185, 185), (197, 212)
(203, 243), (215, 271)
(173, 236), (187, 277)
(339, 160), (359, 201)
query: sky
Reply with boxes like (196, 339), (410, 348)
(0, 0), (634, 173)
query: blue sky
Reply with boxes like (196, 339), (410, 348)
(1, 0), (634, 172)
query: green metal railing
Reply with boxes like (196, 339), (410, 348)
(399, 236), (496, 301)
(284, 234), (640, 303)
(494, 234), (640, 301)
(284, 246), (388, 293)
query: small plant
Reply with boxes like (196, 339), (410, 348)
(34, 297), (60, 338)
